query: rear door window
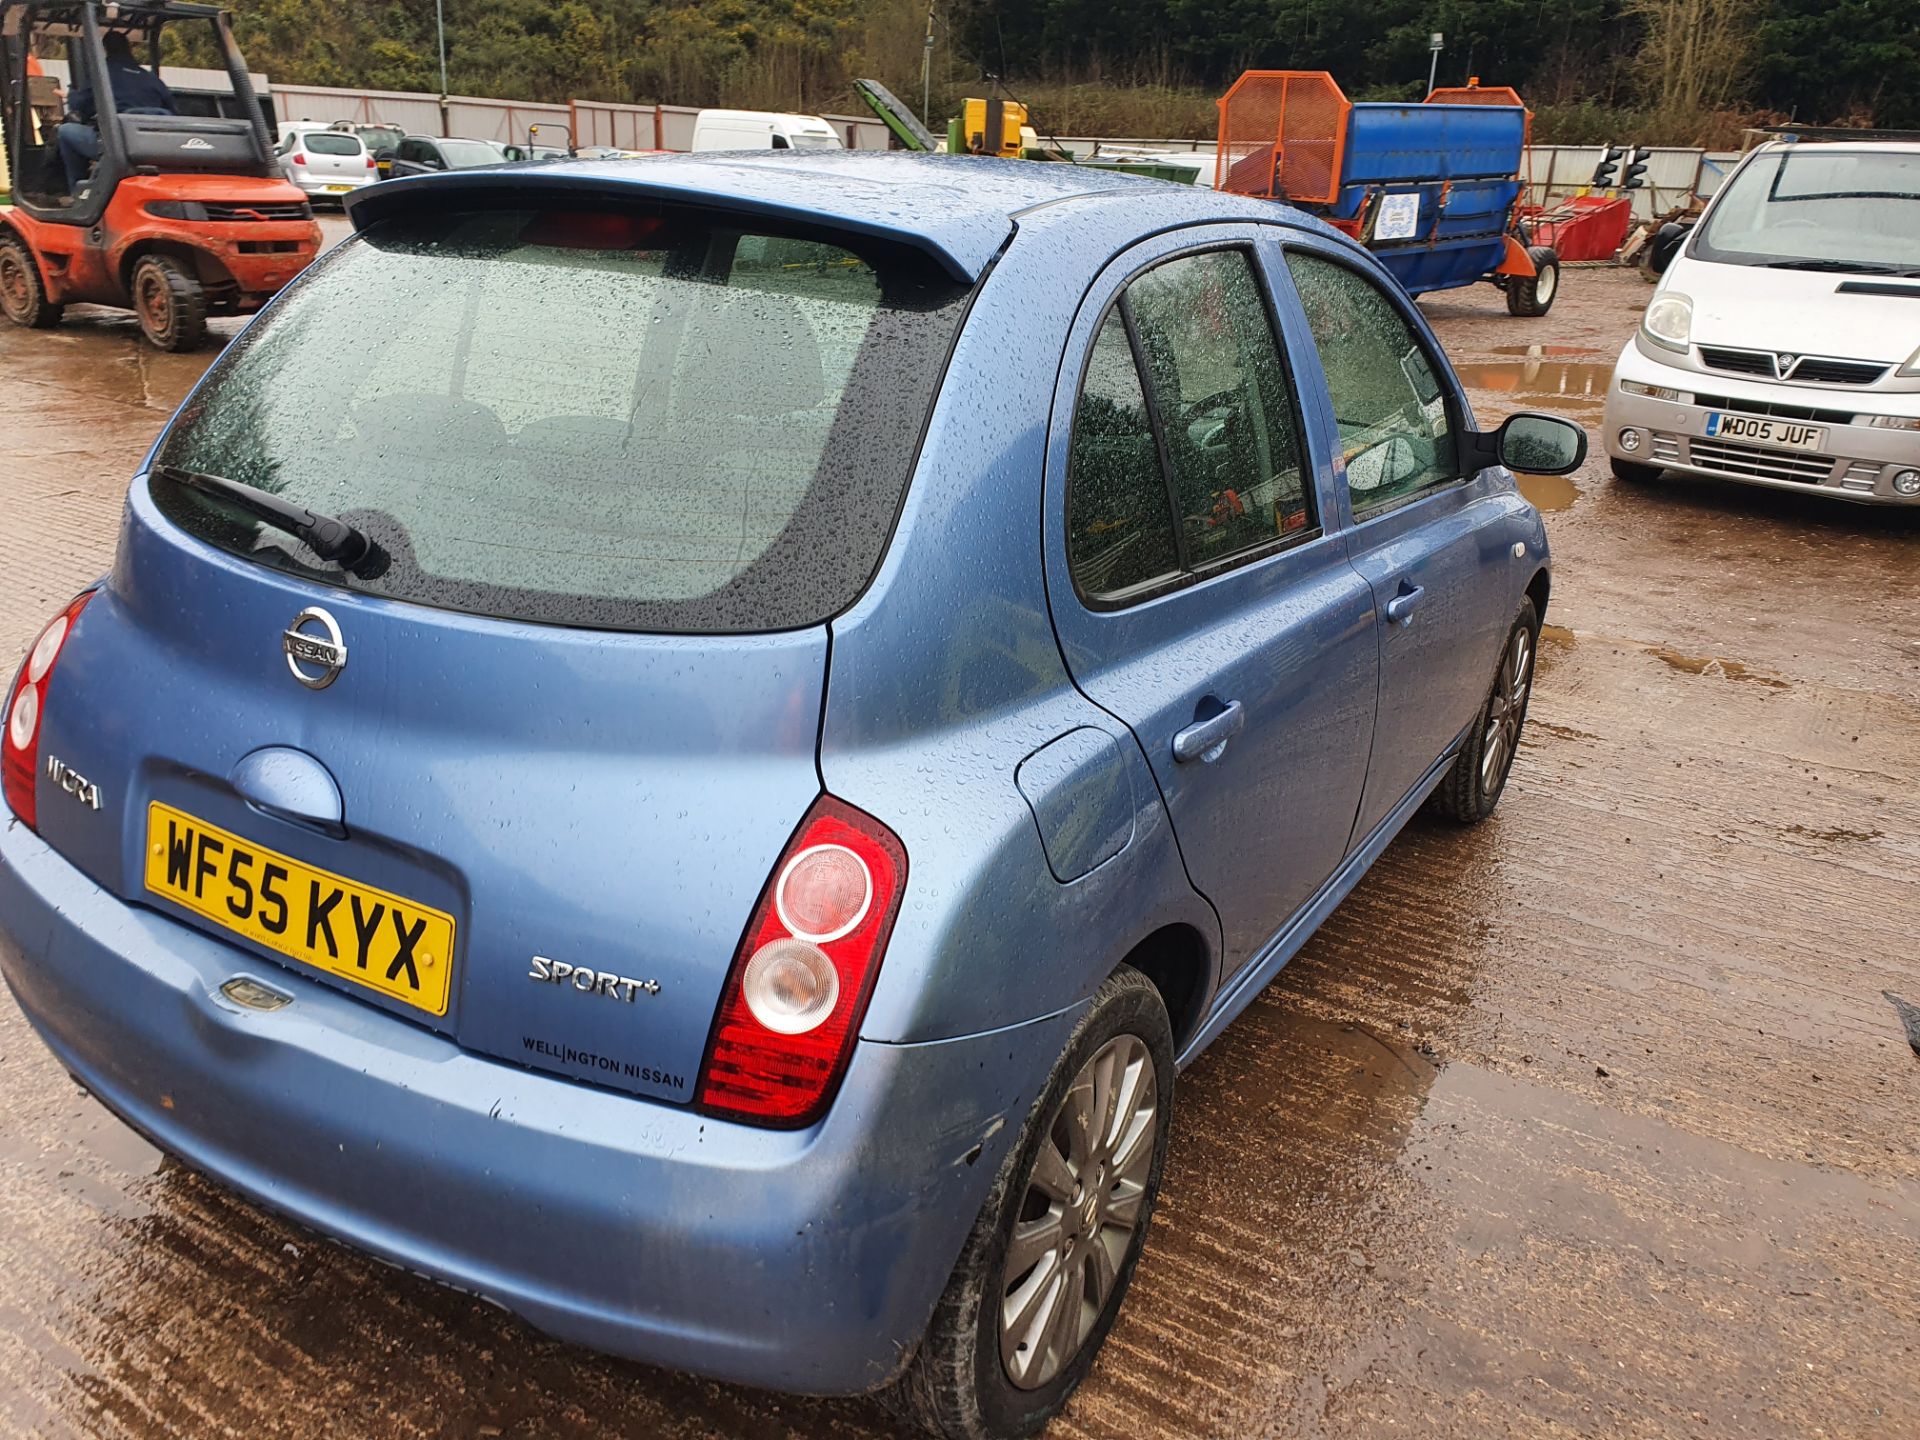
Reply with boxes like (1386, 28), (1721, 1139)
(1125, 250), (1312, 566)
(153, 208), (973, 632)
(1066, 313), (1180, 601)
(1063, 247), (1316, 607)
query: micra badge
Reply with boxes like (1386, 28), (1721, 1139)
(44, 755), (101, 810)
(529, 955), (662, 1003)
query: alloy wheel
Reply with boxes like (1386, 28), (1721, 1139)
(999, 1033), (1158, 1390)
(1481, 624), (1534, 792)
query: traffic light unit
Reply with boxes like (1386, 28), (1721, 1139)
(1591, 144), (1652, 191)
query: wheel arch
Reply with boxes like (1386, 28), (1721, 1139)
(1525, 566), (1550, 623)
(116, 235), (234, 297)
(0, 213), (53, 282)
(1113, 922), (1213, 1055)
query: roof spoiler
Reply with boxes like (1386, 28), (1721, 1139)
(345, 164), (1002, 282)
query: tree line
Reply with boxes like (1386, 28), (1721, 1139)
(187, 0), (1919, 144)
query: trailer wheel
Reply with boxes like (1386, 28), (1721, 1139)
(131, 254), (208, 352)
(0, 235), (63, 329)
(1505, 245), (1561, 317)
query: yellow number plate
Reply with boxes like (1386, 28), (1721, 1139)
(144, 801), (456, 1016)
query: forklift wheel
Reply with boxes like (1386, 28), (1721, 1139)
(131, 254), (209, 352)
(1505, 245), (1561, 318)
(0, 235), (64, 330)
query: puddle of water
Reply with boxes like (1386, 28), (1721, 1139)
(1645, 645), (1791, 689)
(1515, 471), (1582, 512)
(1485, 343), (1607, 359)
(1539, 623), (1576, 648)
(1453, 356), (1612, 419)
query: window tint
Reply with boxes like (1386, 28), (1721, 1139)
(305, 132), (362, 156)
(1286, 253), (1458, 512)
(1066, 313), (1180, 600)
(1127, 250), (1312, 565)
(152, 209), (971, 632)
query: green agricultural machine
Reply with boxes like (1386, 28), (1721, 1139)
(852, 79), (1199, 184)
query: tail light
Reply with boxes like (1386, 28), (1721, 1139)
(292, 152), (307, 165)
(366, 154), (376, 169)
(696, 795), (907, 1127)
(3, 590), (97, 831)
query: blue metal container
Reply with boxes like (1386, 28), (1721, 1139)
(1329, 104), (1526, 295)
(1214, 72), (1537, 301)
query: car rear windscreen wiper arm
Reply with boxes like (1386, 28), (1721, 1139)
(153, 465), (382, 572)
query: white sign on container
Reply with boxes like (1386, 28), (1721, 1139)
(1376, 192), (1421, 240)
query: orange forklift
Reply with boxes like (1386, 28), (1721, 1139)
(0, 0), (319, 348)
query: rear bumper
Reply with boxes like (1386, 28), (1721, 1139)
(1602, 341), (1920, 504)
(0, 818), (1070, 1395)
(286, 173), (373, 199)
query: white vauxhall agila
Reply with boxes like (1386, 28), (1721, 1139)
(1603, 140), (1920, 504)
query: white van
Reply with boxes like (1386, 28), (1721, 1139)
(689, 109), (844, 153)
(1603, 139), (1920, 505)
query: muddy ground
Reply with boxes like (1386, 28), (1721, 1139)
(1, 259), (1915, 1440)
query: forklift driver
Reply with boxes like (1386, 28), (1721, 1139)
(56, 30), (175, 191)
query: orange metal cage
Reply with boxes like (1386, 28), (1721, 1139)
(1424, 79), (1532, 147)
(1214, 70), (1351, 205)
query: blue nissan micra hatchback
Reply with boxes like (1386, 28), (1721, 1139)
(0, 152), (1581, 1436)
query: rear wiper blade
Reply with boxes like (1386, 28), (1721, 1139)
(153, 465), (383, 573)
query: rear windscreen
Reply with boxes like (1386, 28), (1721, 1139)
(439, 139), (503, 168)
(303, 133), (362, 155)
(152, 207), (971, 632)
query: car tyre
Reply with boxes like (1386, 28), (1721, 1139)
(1429, 597), (1539, 824)
(131, 254), (208, 352)
(1505, 245), (1561, 317)
(0, 234), (63, 329)
(1609, 457), (1663, 484)
(883, 965), (1175, 1440)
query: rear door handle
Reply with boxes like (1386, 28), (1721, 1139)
(1172, 700), (1245, 764)
(1384, 584), (1426, 627)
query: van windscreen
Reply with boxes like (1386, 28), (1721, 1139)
(152, 208), (972, 632)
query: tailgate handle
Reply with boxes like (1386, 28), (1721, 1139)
(230, 747), (345, 837)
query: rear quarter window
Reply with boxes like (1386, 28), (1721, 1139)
(152, 206), (972, 633)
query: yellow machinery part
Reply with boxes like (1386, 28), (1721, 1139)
(962, 97), (1026, 158)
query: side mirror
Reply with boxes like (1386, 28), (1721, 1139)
(1648, 221), (1687, 275)
(1496, 413), (1587, 476)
